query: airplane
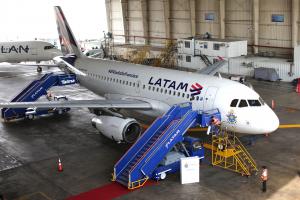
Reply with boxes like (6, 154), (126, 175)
(0, 40), (62, 72)
(0, 6), (280, 143)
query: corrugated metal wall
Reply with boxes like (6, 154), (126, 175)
(196, 0), (220, 38)
(218, 57), (295, 81)
(225, 0), (252, 43)
(107, 0), (299, 56)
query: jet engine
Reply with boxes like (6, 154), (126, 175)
(91, 116), (141, 143)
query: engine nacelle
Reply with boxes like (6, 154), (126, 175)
(91, 116), (141, 143)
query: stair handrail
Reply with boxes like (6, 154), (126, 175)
(233, 135), (257, 171)
(225, 132), (255, 174)
(140, 111), (198, 175)
(13, 80), (42, 102)
(115, 105), (179, 177)
(128, 119), (180, 175)
(13, 73), (54, 102)
(233, 154), (250, 175)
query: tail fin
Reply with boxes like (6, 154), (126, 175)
(54, 6), (82, 57)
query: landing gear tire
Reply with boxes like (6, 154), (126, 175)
(57, 109), (63, 115)
(160, 172), (167, 180)
(37, 66), (42, 73)
(27, 114), (34, 120)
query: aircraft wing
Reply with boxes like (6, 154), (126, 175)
(10, 63), (59, 67)
(53, 56), (87, 76)
(196, 60), (227, 75)
(0, 99), (152, 109)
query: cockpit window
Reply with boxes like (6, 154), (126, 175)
(238, 99), (248, 107)
(44, 45), (56, 50)
(259, 97), (265, 105)
(248, 100), (261, 106)
(230, 99), (239, 107)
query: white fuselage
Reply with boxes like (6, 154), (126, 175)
(71, 57), (279, 135)
(0, 41), (61, 63)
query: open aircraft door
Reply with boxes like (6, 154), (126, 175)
(203, 87), (218, 110)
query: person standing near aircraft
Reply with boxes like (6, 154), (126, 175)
(261, 166), (268, 192)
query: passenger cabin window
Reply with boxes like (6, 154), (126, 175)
(238, 99), (248, 107)
(248, 100), (261, 106)
(44, 45), (56, 50)
(230, 99), (239, 107)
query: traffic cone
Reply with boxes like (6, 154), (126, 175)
(58, 158), (63, 172)
(297, 83), (300, 93)
(271, 100), (275, 110)
(296, 78), (300, 93)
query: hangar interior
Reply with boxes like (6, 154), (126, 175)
(0, 1), (300, 200)
(105, 0), (300, 81)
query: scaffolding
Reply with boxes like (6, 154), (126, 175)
(204, 131), (258, 176)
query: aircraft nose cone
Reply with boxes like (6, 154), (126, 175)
(268, 110), (280, 133)
(261, 108), (279, 133)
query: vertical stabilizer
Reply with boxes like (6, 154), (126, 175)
(54, 6), (82, 57)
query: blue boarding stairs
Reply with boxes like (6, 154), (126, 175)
(112, 102), (221, 189)
(1, 72), (77, 121)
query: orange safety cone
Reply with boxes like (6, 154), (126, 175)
(271, 100), (275, 110)
(296, 78), (300, 93)
(297, 83), (300, 93)
(58, 158), (63, 172)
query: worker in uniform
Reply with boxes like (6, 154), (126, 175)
(210, 116), (221, 135)
(261, 166), (268, 192)
(46, 91), (53, 101)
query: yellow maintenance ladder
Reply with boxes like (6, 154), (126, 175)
(204, 131), (258, 176)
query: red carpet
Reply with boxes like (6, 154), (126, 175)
(66, 181), (157, 200)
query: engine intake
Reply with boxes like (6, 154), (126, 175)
(91, 116), (141, 143)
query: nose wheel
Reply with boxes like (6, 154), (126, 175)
(37, 66), (42, 73)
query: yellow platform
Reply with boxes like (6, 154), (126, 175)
(204, 132), (258, 176)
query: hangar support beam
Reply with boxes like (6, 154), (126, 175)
(121, 0), (129, 44)
(105, 0), (112, 33)
(140, 0), (149, 45)
(163, 0), (171, 39)
(219, 0), (225, 39)
(292, 0), (299, 48)
(190, 0), (197, 37)
(253, 0), (259, 54)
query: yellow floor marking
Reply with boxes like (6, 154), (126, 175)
(279, 124), (300, 128)
(142, 124), (300, 131)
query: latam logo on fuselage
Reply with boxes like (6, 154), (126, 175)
(1, 45), (30, 54)
(148, 76), (203, 96)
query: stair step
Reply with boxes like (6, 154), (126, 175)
(117, 175), (129, 182)
(116, 179), (128, 187)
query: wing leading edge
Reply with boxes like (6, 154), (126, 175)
(0, 99), (152, 109)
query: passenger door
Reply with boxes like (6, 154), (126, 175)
(203, 87), (218, 110)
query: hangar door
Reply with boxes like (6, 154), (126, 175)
(203, 87), (218, 110)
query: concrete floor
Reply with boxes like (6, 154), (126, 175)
(0, 64), (299, 200)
